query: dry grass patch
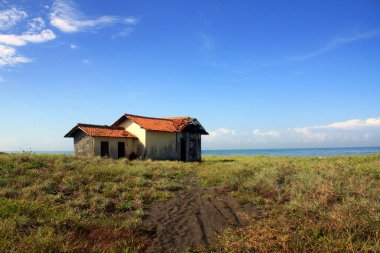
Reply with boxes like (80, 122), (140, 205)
(0, 154), (196, 252)
(200, 155), (380, 252)
(1, 154), (379, 252)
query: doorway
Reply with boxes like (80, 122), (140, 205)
(118, 142), (125, 158)
(180, 138), (186, 161)
(100, 141), (109, 157)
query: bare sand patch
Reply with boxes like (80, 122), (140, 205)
(143, 186), (257, 252)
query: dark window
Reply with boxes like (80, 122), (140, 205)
(118, 142), (125, 158)
(100, 141), (109, 157)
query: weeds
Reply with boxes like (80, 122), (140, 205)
(0, 154), (379, 252)
(199, 155), (380, 252)
(0, 154), (196, 252)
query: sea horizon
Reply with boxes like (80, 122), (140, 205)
(3, 146), (380, 157)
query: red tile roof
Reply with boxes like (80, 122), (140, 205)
(165, 117), (191, 131)
(113, 114), (191, 132)
(65, 124), (136, 138)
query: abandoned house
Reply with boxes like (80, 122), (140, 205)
(64, 114), (208, 161)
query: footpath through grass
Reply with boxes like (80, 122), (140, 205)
(0, 153), (379, 252)
(199, 155), (380, 252)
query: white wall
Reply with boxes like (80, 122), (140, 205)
(94, 137), (134, 159)
(117, 119), (146, 157)
(146, 131), (177, 160)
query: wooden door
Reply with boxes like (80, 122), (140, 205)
(180, 138), (186, 161)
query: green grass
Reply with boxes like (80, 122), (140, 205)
(0, 153), (379, 252)
(201, 155), (380, 252)
(0, 154), (196, 252)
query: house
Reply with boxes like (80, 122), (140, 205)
(64, 114), (208, 161)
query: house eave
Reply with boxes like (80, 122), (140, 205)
(64, 123), (137, 138)
(64, 125), (81, 138)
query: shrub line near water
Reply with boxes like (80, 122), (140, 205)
(0, 153), (379, 252)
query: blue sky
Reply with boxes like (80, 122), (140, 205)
(0, 0), (380, 151)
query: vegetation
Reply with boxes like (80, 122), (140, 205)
(199, 156), (380, 252)
(0, 153), (196, 252)
(0, 153), (379, 252)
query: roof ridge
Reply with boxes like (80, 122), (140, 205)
(164, 116), (190, 120)
(124, 113), (174, 121)
(77, 123), (124, 129)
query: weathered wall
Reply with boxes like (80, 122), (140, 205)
(176, 132), (202, 161)
(146, 131), (177, 160)
(118, 119), (146, 157)
(129, 138), (138, 156)
(115, 118), (203, 161)
(74, 131), (94, 156)
(93, 137), (135, 159)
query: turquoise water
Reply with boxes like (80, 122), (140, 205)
(202, 147), (380, 157)
(4, 147), (380, 157)
(4, 151), (75, 155)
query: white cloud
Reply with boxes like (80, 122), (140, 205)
(290, 118), (380, 143)
(203, 117), (380, 149)
(82, 58), (91, 64)
(279, 118), (380, 145)
(207, 128), (236, 138)
(290, 30), (380, 61)
(27, 17), (45, 33)
(204, 128), (243, 148)
(0, 7), (27, 30)
(0, 29), (56, 46)
(118, 27), (134, 37)
(252, 129), (280, 137)
(0, 7), (55, 68)
(0, 1), (137, 69)
(292, 127), (328, 143)
(0, 44), (31, 67)
(125, 16), (138, 25)
(50, 0), (120, 33)
(316, 118), (380, 130)
(0, 44), (15, 56)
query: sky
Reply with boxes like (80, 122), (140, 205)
(0, 0), (380, 151)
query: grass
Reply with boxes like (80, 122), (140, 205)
(0, 154), (197, 252)
(200, 155), (380, 252)
(0, 153), (379, 252)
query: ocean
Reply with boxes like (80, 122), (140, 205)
(4, 146), (380, 157)
(202, 147), (380, 157)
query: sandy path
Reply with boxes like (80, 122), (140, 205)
(143, 186), (257, 252)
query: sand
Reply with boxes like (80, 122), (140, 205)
(143, 186), (257, 252)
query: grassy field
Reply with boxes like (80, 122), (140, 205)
(0, 153), (379, 252)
